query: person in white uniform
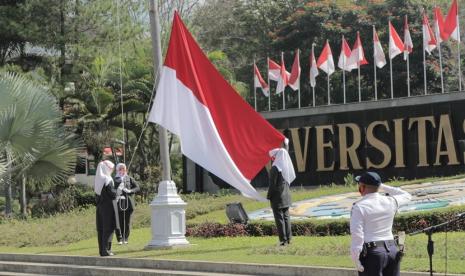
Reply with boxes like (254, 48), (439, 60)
(350, 172), (411, 276)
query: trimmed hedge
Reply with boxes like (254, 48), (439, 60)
(186, 206), (465, 238)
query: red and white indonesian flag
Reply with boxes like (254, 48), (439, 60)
(317, 40), (335, 76)
(338, 36), (353, 72)
(149, 12), (285, 200)
(254, 63), (269, 97)
(309, 45), (319, 88)
(403, 16), (413, 60)
(389, 21), (404, 59)
(347, 31), (368, 68)
(276, 52), (290, 94)
(268, 58), (281, 81)
(373, 26), (387, 68)
(444, 0), (460, 41)
(434, 7), (446, 44)
(423, 13), (437, 54)
(288, 50), (301, 91)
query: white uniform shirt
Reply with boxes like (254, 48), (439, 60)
(350, 184), (412, 263)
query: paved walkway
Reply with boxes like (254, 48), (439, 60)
(1, 253), (461, 276)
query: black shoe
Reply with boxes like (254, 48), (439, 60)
(279, 242), (286, 246)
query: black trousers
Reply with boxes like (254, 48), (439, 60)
(96, 204), (115, 256)
(359, 240), (400, 276)
(272, 207), (291, 244)
(116, 207), (133, 241)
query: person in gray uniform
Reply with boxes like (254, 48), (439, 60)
(94, 160), (117, 257)
(267, 147), (295, 246)
(350, 172), (411, 276)
(114, 163), (140, 244)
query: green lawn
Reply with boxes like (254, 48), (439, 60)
(1, 227), (464, 274)
(1, 174), (465, 273)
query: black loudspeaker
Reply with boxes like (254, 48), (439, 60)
(225, 202), (249, 224)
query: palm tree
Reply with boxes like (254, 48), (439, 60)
(0, 72), (78, 217)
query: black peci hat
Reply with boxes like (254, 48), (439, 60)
(355, 172), (382, 187)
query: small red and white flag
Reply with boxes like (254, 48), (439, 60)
(317, 40), (335, 76)
(373, 26), (387, 68)
(309, 45), (319, 88)
(276, 52), (290, 94)
(348, 31), (368, 68)
(403, 16), (413, 60)
(434, 7), (446, 43)
(288, 50), (301, 91)
(254, 63), (269, 97)
(422, 13), (437, 54)
(338, 36), (353, 71)
(389, 21), (404, 59)
(443, 0), (460, 41)
(268, 58), (281, 81)
(149, 12), (285, 200)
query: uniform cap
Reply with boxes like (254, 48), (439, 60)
(355, 172), (382, 186)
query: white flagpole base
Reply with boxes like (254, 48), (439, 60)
(145, 180), (190, 249)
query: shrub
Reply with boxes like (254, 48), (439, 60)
(186, 206), (465, 238)
(31, 199), (57, 218)
(186, 222), (248, 238)
(31, 184), (94, 217)
(343, 173), (356, 187)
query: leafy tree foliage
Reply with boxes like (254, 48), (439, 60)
(192, 0), (463, 110)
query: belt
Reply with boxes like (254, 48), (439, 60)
(364, 240), (395, 248)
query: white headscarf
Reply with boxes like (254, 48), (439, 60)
(269, 148), (296, 185)
(115, 163), (127, 178)
(94, 160), (115, 195)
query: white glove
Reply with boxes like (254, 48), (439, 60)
(122, 188), (131, 193)
(119, 195), (126, 200)
(355, 260), (364, 272)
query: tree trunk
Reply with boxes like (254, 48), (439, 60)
(4, 152), (12, 217)
(59, 0), (66, 84)
(20, 174), (27, 217)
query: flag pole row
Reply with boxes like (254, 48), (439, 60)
(252, 0), (461, 111)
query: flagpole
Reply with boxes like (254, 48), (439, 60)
(373, 26), (378, 101)
(407, 54), (410, 97)
(282, 87), (285, 109)
(282, 52), (285, 110)
(374, 58), (377, 100)
(253, 60), (257, 111)
(343, 65), (346, 104)
(327, 74), (330, 105)
(423, 17), (428, 95)
(358, 64), (361, 102)
(297, 49), (301, 108)
(267, 57), (271, 111)
(147, 0), (189, 249)
(438, 38), (445, 93)
(458, 11), (462, 91)
(342, 36), (346, 104)
(423, 40), (427, 95)
(149, 1), (170, 182)
(312, 86), (315, 107)
(311, 43), (316, 107)
(458, 38), (462, 91)
(390, 57), (394, 99)
(389, 23), (394, 99)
